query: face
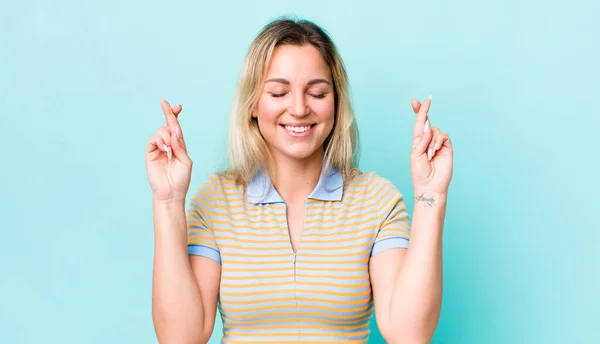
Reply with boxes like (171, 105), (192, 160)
(252, 44), (335, 162)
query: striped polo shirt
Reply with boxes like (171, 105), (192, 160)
(186, 160), (411, 343)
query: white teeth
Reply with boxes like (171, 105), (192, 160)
(284, 125), (311, 133)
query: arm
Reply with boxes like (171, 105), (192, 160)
(152, 198), (221, 344)
(370, 191), (446, 344)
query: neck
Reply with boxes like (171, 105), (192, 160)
(269, 149), (325, 204)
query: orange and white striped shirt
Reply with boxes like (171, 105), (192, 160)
(187, 160), (411, 343)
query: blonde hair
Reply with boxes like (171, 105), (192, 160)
(222, 16), (360, 186)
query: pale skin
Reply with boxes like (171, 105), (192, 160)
(369, 96), (453, 344)
(251, 45), (336, 251)
(147, 99), (220, 344)
(146, 44), (453, 343)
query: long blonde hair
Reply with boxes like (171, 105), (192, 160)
(222, 16), (360, 185)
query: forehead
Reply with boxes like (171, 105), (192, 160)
(266, 44), (331, 79)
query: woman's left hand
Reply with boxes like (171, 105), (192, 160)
(409, 96), (454, 196)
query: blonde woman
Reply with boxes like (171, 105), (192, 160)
(146, 18), (453, 344)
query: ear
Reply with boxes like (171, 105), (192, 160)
(251, 108), (258, 118)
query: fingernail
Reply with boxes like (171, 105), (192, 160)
(428, 95), (432, 100)
(163, 145), (172, 160)
(427, 147), (432, 161)
(176, 125), (181, 139)
(424, 119), (430, 134)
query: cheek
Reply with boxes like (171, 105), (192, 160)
(314, 98), (335, 124)
(257, 96), (285, 122)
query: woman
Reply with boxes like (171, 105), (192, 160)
(146, 18), (453, 344)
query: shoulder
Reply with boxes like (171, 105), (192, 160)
(188, 171), (232, 200)
(188, 171), (243, 214)
(344, 168), (400, 195)
(341, 169), (404, 209)
(360, 171), (407, 222)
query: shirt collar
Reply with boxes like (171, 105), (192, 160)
(246, 160), (344, 204)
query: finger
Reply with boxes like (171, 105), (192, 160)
(431, 136), (446, 161)
(160, 99), (180, 132)
(436, 133), (452, 155)
(412, 95), (432, 144)
(445, 135), (452, 149)
(418, 95), (432, 118)
(169, 128), (191, 165)
(428, 127), (441, 150)
(427, 127), (442, 161)
(412, 121), (434, 158)
(146, 135), (168, 155)
(165, 118), (186, 148)
(411, 97), (421, 114)
(157, 126), (171, 148)
(173, 104), (182, 116)
(162, 103), (188, 162)
(431, 133), (451, 160)
(434, 133), (449, 152)
(164, 104), (182, 128)
(158, 126), (180, 161)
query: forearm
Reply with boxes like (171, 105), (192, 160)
(152, 198), (206, 344)
(389, 191), (446, 343)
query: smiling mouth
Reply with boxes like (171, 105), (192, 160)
(280, 124), (316, 133)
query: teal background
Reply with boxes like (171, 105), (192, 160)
(1, 0), (598, 343)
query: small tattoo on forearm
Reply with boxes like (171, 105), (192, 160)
(415, 193), (436, 207)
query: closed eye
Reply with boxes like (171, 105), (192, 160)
(269, 92), (328, 99)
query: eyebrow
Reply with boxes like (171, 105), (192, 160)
(265, 78), (330, 86)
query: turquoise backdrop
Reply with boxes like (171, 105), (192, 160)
(1, 0), (598, 343)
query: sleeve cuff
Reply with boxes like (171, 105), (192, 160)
(371, 237), (409, 257)
(188, 245), (221, 265)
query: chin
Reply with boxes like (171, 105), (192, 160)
(277, 145), (322, 161)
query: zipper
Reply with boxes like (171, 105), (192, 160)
(284, 201), (305, 339)
(293, 249), (299, 339)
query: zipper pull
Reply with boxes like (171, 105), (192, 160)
(292, 252), (296, 265)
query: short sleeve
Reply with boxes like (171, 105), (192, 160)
(369, 172), (411, 256)
(187, 174), (221, 265)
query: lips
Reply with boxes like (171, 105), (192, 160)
(283, 124), (313, 132)
(280, 122), (315, 126)
(280, 123), (316, 136)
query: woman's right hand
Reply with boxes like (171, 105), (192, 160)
(145, 99), (193, 202)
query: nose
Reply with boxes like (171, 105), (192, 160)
(289, 91), (309, 117)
